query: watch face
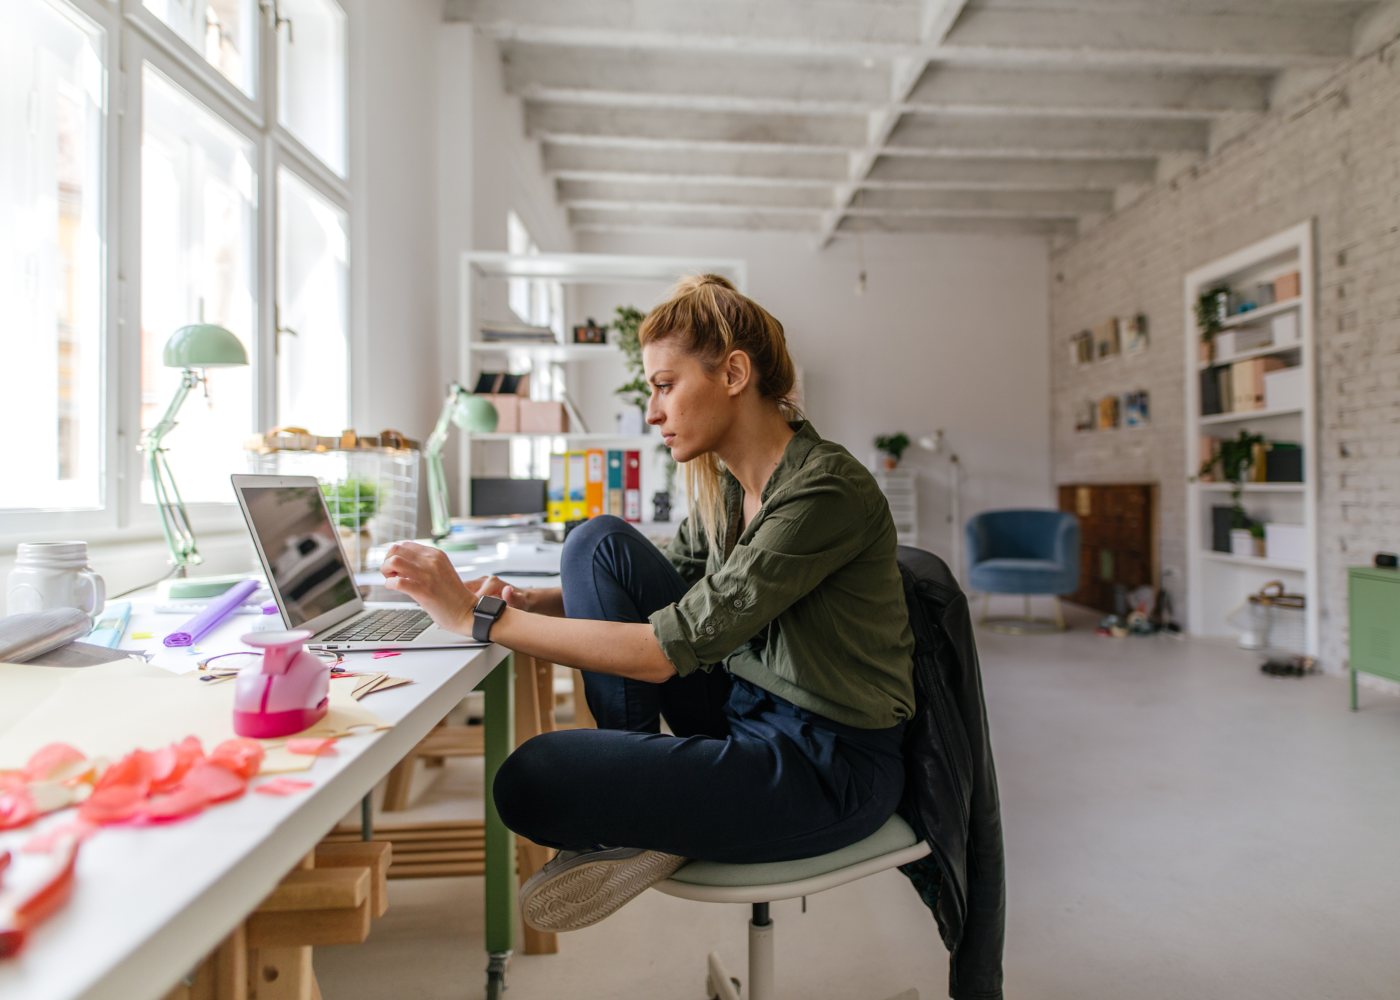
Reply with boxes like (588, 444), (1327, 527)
(477, 595), (507, 617)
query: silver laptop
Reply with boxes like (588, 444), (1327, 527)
(231, 474), (485, 652)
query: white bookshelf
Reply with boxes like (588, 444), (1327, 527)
(458, 252), (747, 517)
(1183, 220), (1318, 655)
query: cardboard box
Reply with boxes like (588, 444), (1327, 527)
(484, 395), (519, 433)
(1273, 271), (1301, 301)
(518, 400), (568, 434)
(1264, 365), (1304, 411)
(1265, 523), (1307, 566)
(476, 372), (530, 434)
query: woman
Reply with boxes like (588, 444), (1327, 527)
(380, 274), (915, 933)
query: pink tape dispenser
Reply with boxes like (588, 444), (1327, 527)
(232, 630), (329, 739)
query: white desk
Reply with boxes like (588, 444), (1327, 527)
(0, 601), (519, 1000)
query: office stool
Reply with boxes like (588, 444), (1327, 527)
(651, 814), (930, 1000)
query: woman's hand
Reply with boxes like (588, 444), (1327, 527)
(379, 542), (477, 633)
(462, 576), (565, 617)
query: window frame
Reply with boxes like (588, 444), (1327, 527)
(0, 0), (351, 546)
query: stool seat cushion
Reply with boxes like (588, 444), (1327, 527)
(668, 813), (920, 888)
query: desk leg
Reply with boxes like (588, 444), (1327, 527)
(514, 655), (559, 956)
(483, 654), (515, 1000)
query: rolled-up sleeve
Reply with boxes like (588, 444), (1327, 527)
(662, 514), (709, 589)
(648, 473), (872, 676)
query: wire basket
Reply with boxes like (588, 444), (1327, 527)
(1226, 581), (1306, 654)
(246, 427), (421, 570)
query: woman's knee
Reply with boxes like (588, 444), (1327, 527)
(491, 733), (570, 834)
(561, 514), (631, 564)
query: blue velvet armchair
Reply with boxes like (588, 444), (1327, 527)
(964, 509), (1080, 632)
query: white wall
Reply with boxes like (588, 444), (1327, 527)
(576, 228), (1053, 570)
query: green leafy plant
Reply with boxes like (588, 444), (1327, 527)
(1248, 521), (1265, 540)
(1195, 286), (1230, 342)
(612, 305), (649, 414)
(320, 479), (379, 531)
(875, 432), (911, 463)
(1197, 429), (1264, 527)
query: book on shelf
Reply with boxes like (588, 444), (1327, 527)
(546, 453), (567, 523)
(585, 449), (605, 518)
(623, 450), (641, 523)
(566, 451), (588, 521)
(606, 450), (625, 517)
(478, 319), (558, 343)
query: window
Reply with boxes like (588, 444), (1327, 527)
(140, 66), (257, 504)
(0, 0), (350, 537)
(0, 0), (105, 512)
(507, 210), (561, 333)
(277, 168), (349, 430)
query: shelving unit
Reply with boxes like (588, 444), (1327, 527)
(1184, 220), (1318, 655)
(457, 252), (747, 518)
(874, 469), (917, 545)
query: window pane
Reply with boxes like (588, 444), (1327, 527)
(141, 66), (256, 505)
(142, 0), (257, 97)
(277, 169), (348, 431)
(0, 0), (105, 512)
(277, 0), (346, 175)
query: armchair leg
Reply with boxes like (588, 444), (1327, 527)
(981, 594), (1071, 635)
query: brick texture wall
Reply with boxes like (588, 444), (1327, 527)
(1050, 36), (1400, 670)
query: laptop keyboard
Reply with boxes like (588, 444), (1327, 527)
(323, 609), (432, 643)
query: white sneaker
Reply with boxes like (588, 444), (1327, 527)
(519, 846), (688, 932)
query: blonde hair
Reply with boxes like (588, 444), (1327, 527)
(639, 274), (802, 553)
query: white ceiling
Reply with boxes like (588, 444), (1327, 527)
(446, 0), (1398, 247)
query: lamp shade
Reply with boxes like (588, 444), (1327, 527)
(450, 392), (499, 433)
(163, 324), (249, 368)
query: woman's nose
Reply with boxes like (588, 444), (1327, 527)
(646, 397), (663, 425)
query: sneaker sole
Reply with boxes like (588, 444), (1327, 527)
(520, 850), (687, 932)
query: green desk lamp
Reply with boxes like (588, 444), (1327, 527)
(139, 323), (249, 574)
(426, 381), (498, 540)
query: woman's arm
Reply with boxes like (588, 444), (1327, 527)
(464, 575), (566, 617)
(382, 543), (676, 683)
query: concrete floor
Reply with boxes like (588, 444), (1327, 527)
(317, 612), (1400, 999)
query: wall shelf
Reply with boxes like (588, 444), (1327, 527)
(468, 342), (620, 362)
(471, 432), (657, 445)
(1184, 221), (1317, 656)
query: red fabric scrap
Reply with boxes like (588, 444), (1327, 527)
(78, 784), (146, 826)
(254, 778), (314, 796)
(207, 739), (265, 780)
(285, 738), (337, 757)
(24, 744), (86, 782)
(0, 788), (37, 831)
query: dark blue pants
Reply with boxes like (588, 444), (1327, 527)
(492, 516), (906, 864)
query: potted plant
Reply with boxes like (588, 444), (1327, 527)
(874, 432), (911, 470)
(321, 478), (379, 569)
(1196, 429), (1264, 549)
(1195, 286), (1230, 364)
(1248, 520), (1266, 558)
(612, 305), (649, 435)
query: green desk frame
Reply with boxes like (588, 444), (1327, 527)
(482, 654), (516, 998)
(1348, 567), (1400, 710)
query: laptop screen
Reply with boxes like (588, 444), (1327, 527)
(240, 484), (360, 628)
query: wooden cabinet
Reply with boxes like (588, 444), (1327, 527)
(1057, 483), (1157, 614)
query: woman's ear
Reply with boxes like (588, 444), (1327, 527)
(723, 350), (753, 397)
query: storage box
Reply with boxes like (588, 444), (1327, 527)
(1265, 523), (1307, 565)
(1233, 323), (1274, 353)
(1264, 442), (1303, 482)
(1273, 271), (1301, 301)
(1213, 330), (1235, 359)
(518, 400), (568, 433)
(1264, 365), (1304, 411)
(476, 372), (530, 434)
(1271, 311), (1299, 345)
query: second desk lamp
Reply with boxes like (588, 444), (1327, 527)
(425, 382), (499, 540)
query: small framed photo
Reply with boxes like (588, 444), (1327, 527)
(1095, 318), (1121, 359)
(572, 318), (607, 345)
(1123, 389), (1151, 427)
(1124, 313), (1149, 355)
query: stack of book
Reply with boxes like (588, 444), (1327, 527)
(1199, 357), (1290, 416)
(547, 448), (642, 523)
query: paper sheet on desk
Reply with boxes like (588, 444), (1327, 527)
(0, 659), (388, 774)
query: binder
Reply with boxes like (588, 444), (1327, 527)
(606, 450), (624, 517)
(566, 451), (588, 521)
(546, 453), (567, 523)
(585, 449), (605, 518)
(623, 450), (642, 523)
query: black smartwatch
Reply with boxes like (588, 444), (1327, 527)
(472, 595), (508, 642)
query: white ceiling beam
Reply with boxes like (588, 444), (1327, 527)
(851, 186), (1114, 214)
(451, 0), (1360, 68)
(569, 205), (820, 233)
(502, 43), (890, 113)
(972, 0), (1372, 13)
(526, 102), (868, 151)
(866, 154), (1156, 188)
(816, 0), (973, 246)
(940, 7), (1355, 69)
(557, 179), (838, 211)
(837, 215), (1076, 237)
(542, 143), (850, 184)
(907, 65), (1271, 118)
(887, 115), (1210, 156)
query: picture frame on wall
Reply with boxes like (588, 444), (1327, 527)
(1075, 399), (1097, 432)
(1071, 330), (1094, 366)
(1095, 318), (1121, 358)
(1124, 313), (1149, 355)
(1098, 395), (1120, 430)
(1123, 390), (1151, 427)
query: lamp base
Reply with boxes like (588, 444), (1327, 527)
(163, 574), (255, 600)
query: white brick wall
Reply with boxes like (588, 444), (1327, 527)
(1050, 33), (1400, 672)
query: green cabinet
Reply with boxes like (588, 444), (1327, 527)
(1348, 566), (1400, 709)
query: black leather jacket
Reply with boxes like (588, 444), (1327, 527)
(895, 546), (1006, 1000)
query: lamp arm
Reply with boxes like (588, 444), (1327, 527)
(140, 370), (204, 572)
(425, 384), (467, 541)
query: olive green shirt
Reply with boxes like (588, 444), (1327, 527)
(649, 421), (915, 729)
